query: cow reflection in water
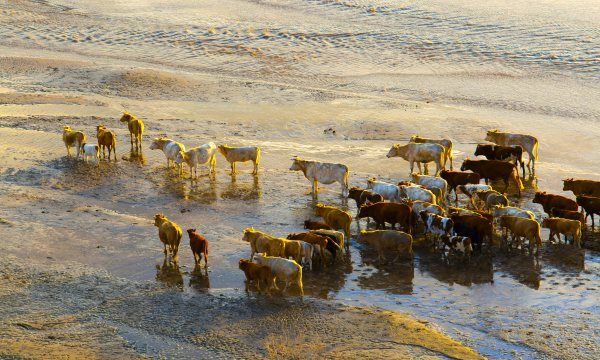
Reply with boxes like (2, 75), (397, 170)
(357, 246), (414, 295)
(221, 174), (261, 200)
(418, 251), (493, 287)
(123, 148), (146, 165)
(156, 259), (183, 289)
(189, 266), (210, 292)
(302, 251), (352, 299)
(176, 175), (217, 203)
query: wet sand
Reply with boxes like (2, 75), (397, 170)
(1, 0), (600, 359)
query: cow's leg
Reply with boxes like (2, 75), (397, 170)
(253, 160), (258, 175)
(423, 163), (429, 175)
(204, 251), (208, 268)
(502, 179), (509, 194)
(435, 162), (440, 176)
(411, 161), (416, 174)
(449, 152), (454, 171)
(129, 133), (134, 147)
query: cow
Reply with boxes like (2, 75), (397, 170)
(367, 178), (400, 202)
(358, 230), (413, 264)
(62, 125), (86, 159)
(410, 173), (448, 203)
(287, 232), (334, 266)
(399, 183), (437, 205)
(473, 190), (509, 211)
(348, 187), (384, 212)
(440, 170), (481, 201)
(239, 258), (276, 294)
(440, 235), (473, 260)
(460, 159), (524, 196)
(485, 130), (539, 173)
(289, 157), (349, 197)
(282, 239), (303, 265)
(175, 142), (217, 178)
(96, 125), (117, 161)
(119, 112), (144, 150)
(315, 203), (352, 238)
(357, 202), (411, 232)
(499, 216), (542, 256)
(475, 144), (525, 177)
(253, 254), (303, 295)
(448, 206), (494, 221)
(542, 218), (582, 248)
(80, 143), (100, 165)
(150, 138), (186, 175)
(550, 208), (585, 228)
(409, 135), (453, 170)
(242, 228), (286, 260)
(563, 179), (600, 197)
(576, 195), (600, 227)
(420, 212), (453, 248)
(387, 143), (446, 175)
(154, 214), (182, 262)
(218, 144), (260, 175)
(187, 229), (209, 268)
(451, 214), (493, 252)
(491, 205), (535, 237)
(303, 220), (333, 231)
(310, 229), (345, 255)
(532, 192), (578, 215)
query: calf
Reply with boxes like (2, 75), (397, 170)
(96, 125), (117, 161)
(499, 216), (542, 256)
(218, 144), (260, 175)
(239, 258), (275, 294)
(119, 112), (144, 150)
(315, 203), (352, 237)
(253, 254), (303, 295)
(62, 125), (86, 159)
(440, 170), (481, 201)
(175, 142), (217, 178)
(80, 143), (100, 165)
(475, 144), (525, 177)
(366, 178), (401, 202)
(357, 202), (411, 232)
(304, 219), (333, 231)
(348, 187), (384, 211)
(451, 214), (493, 252)
(287, 232), (335, 266)
(420, 212), (453, 248)
(440, 235), (473, 260)
(187, 229), (209, 268)
(550, 208), (585, 228)
(542, 218), (582, 248)
(461, 159), (524, 196)
(563, 178), (600, 197)
(358, 230), (413, 264)
(576, 195), (600, 227)
(533, 192), (578, 215)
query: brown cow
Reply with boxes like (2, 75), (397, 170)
(460, 159), (524, 196)
(357, 202), (411, 232)
(358, 230), (413, 264)
(451, 214), (493, 252)
(563, 179), (600, 197)
(440, 170), (481, 201)
(576, 196), (600, 227)
(542, 218), (582, 248)
(154, 214), (182, 262)
(348, 187), (384, 212)
(533, 192), (578, 215)
(62, 125), (86, 159)
(550, 208), (585, 228)
(187, 229), (208, 268)
(315, 203), (352, 237)
(287, 232), (335, 266)
(239, 258), (276, 294)
(304, 219), (333, 231)
(242, 228), (286, 260)
(499, 216), (542, 256)
(96, 125), (117, 161)
(119, 112), (144, 150)
(475, 144), (525, 177)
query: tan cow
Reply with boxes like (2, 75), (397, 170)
(486, 130), (539, 173)
(315, 203), (352, 238)
(542, 218), (582, 248)
(410, 135), (454, 170)
(242, 228), (286, 260)
(62, 125), (86, 159)
(289, 157), (349, 197)
(119, 112), (145, 150)
(499, 216), (542, 256)
(96, 125), (117, 161)
(387, 143), (446, 176)
(153, 214), (182, 261)
(359, 230), (413, 264)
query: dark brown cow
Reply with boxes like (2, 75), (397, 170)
(475, 144), (525, 177)
(440, 170), (481, 201)
(348, 187), (384, 211)
(532, 192), (578, 215)
(238, 258), (275, 294)
(460, 159), (524, 196)
(357, 202), (411, 232)
(287, 232), (335, 265)
(450, 214), (493, 252)
(563, 179), (600, 197)
(303, 219), (333, 231)
(187, 229), (208, 268)
(550, 208), (585, 228)
(576, 196), (600, 227)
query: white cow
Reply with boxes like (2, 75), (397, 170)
(399, 184), (437, 205)
(289, 157), (349, 197)
(410, 135), (454, 170)
(492, 206), (535, 220)
(411, 200), (445, 218)
(218, 145), (260, 175)
(410, 173), (448, 203)
(150, 138), (186, 175)
(175, 142), (217, 178)
(253, 253), (303, 295)
(387, 143), (446, 175)
(80, 143), (99, 165)
(485, 130), (539, 173)
(366, 178), (400, 202)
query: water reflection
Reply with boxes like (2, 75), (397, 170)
(189, 266), (211, 292)
(417, 251), (493, 287)
(495, 254), (541, 290)
(221, 175), (262, 200)
(303, 253), (352, 299)
(155, 259), (183, 290)
(122, 148), (146, 165)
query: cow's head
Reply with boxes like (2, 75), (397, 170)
(289, 157), (303, 171)
(357, 204), (369, 219)
(409, 135), (419, 142)
(119, 112), (132, 123)
(532, 191), (546, 203)
(386, 144), (402, 158)
(63, 125), (72, 132)
(485, 129), (498, 142)
(154, 214), (166, 227)
(149, 138), (163, 150)
(174, 150), (186, 164)
(460, 159), (471, 172)
(419, 210), (429, 223)
(562, 178), (574, 191)
(187, 228), (196, 235)
(474, 144), (486, 157)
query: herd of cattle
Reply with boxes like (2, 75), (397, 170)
(61, 112), (600, 296)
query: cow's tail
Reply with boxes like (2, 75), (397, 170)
(296, 265), (304, 295)
(532, 140), (539, 160)
(255, 147), (261, 165)
(513, 167), (524, 190)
